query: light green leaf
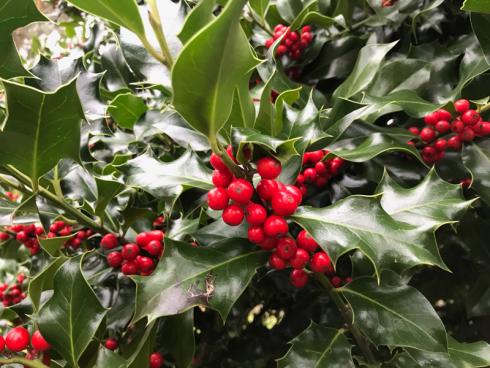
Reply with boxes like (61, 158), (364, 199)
(462, 0), (490, 14)
(108, 93), (148, 129)
(178, 0), (216, 44)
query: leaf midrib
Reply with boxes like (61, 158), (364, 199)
(32, 94), (46, 183)
(314, 329), (343, 368)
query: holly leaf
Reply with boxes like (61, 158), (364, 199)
(28, 256), (68, 311)
(0, 195), (17, 226)
(0, 0), (47, 79)
(108, 93), (148, 129)
(39, 235), (75, 258)
(277, 323), (355, 368)
(37, 255), (108, 368)
(172, 0), (259, 138)
(462, 0), (490, 14)
(470, 13), (490, 65)
(132, 238), (267, 323)
(462, 140), (490, 206)
(0, 80), (83, 185)
(292, 196), (448, 280)
(95, 348), (128, 368)
(119, 151), (213, 199)
(161, 310), (195, 368)
(376, 168), (474, 228)
(341, 276), (447, 352)
(178, 0), (216, 44)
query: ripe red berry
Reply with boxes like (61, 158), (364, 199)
(143, 240), (164, 257)
(0, 336), (4, 351)
(424, 111), (440, 125)
(314, 161), (327, 176)
(222, 205), (245, 226)
(207, 188), (229, 210)
(16, 231), (28, 242)
(107, 251), (123, 268)
(150, 352), (165, 368)
(212, 169), (233, 188)
(434, 138), (447, 151)
(297, 230), (318, 252)
(263, 215), (288, 237)
(422, 146), (437, 157)
(331, 276), (343, 288)
(435, 120), (451, 133)
(122, 243), (139, 261)
(5, 327), (30, 352)
(447, 135), (462, 150)
(437, 109), (452, 122)
(276, 237), (297, 260)
(454, 99), (470, 113)
(289, 248), (310, 269)
(136, 256), (154, 272)
(256, 179), (277, 200)
(290, 269), (309, 288)
(210, 153), (228, 172)
(303, 168), (317, 183)
(227, 179), (254, 204)
(248, 226), (265, 244)
(269, 252), (287, 270)
(462, 109), (480, 125)
(101, 233), (118, 250)
(451, 120), (464, 133)
(419, 127), (436, 142)
(285, 185), (302, 205)
(265, 38), (274, 48)
(245, 203), (267, 225)
(459, 127), (475, 142)
(0, 232), (9, 241)
(148, 230), (164, 242)
(408, 126), (419, 135)
(330, 157), (345, 175)
(104, 338), (118, 351)
(259, 236), (277, 250)
(271, 191), (299, 217)
(121, 261), (139, 275)
(257, 157), (282, 179)
(31, 330), (51, 351)
(310, 252), (332, 273)
(276, 45), (287, 56)
(482, 122), (490, 136)
(136, 232), (151, 248)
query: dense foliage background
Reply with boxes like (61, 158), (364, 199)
(0, 0), (489, 367)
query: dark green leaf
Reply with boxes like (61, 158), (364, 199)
(39, 235), (75, 258)
(95, 348), (128, 368)
(108, 93), (148, 130)
(161, 310), (195, 368)
(471, 14), (490, 64)
(28, 256), (68, 311)
(133, 238), (267, 322)
(277, 0), (304, 23)
(277, 323), (355, 368)
(462, 140), (490, 205)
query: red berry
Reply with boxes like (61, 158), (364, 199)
(285, 185), (302, 205)
(16, 231), (28, 242)
(303, 168), (317, 183)
(101, 233), (118, 250)
(302, 25), (312, 33)
(263, 215), (288, 237)
(259, 236), (277, 250)
(461, 109), (480, 125)
(207, 187), (229, 210)
(290, 269), (309, 288)
(435, 120), (451, 133)
(459, 127), (475, 142)
(150, 352), (165, 368)
(434, 138), (447, 151)
(269, 253), (287, 270)
(454, 99), (470, 113)
(257, 157), (282, 179)
(408, 126), (419, 135)
(437, 109), (452, 122)
(422, 146), (437, 157)
(136, 256), (154, 272)
(104, 338), (118, 351)
(257, 179), (278, 200)
(222, 205), (245, 226)
(482, 122), (490, 136)
(245, 203), (267, 226)
(148, 230), (164, 242)
(135, 232), (151, 247)
(265, 38), (274, 48)
(5, 327), (30, 352)
(424, 111), (440, 125)
(0, 232), (9, 241)
(296, 174), (305, 185)
(227, 179), (254, 204)
(451, 120), (465, 133)
(144, 240), (164, 257)
(122, 243), (139, 261)
(276, 237), (297, 260)
(419, 127), (436, 142)
(331, 276), (343, 288)
(297, 230), (318, 252)
(271, 191), (299, 217)
(121, 261), (139, 275)
(31, 330), (51, 351)
(212, 169), (233, 188)
(0, 336), (4, 351)
(308, 150), (324, 163)
(289, 248), (310, 269)
(329, 157), (344, 175)
(248, 226), (265, 244)
(107, 251), (123, 268)
(210, 153), (227, 172)
(276, 45), (287, 56)
(310, 252), (332, 273)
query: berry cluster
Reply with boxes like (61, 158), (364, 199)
(4, 191), (19, 202)
(264, 25), (314, 60)
(102, 230), (164, 276)
(152, 215), (165, 229)
(295, 150), (345, 196)
(0, 327), (51, 365)
(408, 99), (490, 163)
(104, 339), (164, 368)
(0, 273), (26, 307)
(5, 224), (44, 255)
(382, 0), (397, 7)
(47, 220), (93, 250)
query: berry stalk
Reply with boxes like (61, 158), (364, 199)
(0, 357), (49, 368)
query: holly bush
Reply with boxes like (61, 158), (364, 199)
(0, 0), (489, 367)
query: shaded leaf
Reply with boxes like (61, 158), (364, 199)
(161, 310), (195, 368)
(28, 256), (68, 311)
(462, 0), (490, 14)
(471, 13), (490, 65)
(95, 348), (128, 368)
(462, 140), (490, 205)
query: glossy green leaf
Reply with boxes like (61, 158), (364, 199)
(37, 255), (107, 367)
(67, 0), (145, 37)
(0, 195), (17, 226)
(292, 196), (447, 279)
(365, 90), (438, 118)
(0, 80), (83, 185)
(250, 0), (270, 20)
(231, 127), (299, 156)
(95, 348), (128, 368)
(107, 93), (148, 129)
(462, 0), (490, 14)
(462, 140), (490, 206)
(376, 168), (474, 228)
(133, 238), (267, 323)
(471, 14), (490, 67)
(277, 323), (355, 368)
(0, 0), (46, 79)
(94, 176), (123, 219)
(448, 337), (490, 367)
(333, 41), (398, 99)
(277, 0), (304, 23)
(341, 276), (447, 352)
(194, 218), (248, 246)
(119, 151), (212, 199)
(39, 235), (75, 258)
(178, 0), (216, 44)
(172, 0), (259, 138)
(161, 310), (195, 368)
(28, 256), (68, 311)
(121, 320), (157, 368)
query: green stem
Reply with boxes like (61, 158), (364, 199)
(147, 0), (174, 67)
(52, 164), (64, 200)
(478, 102), (490, 114)
(315, 273), (377, 364)
(0, 357), (49, 368)
(2, 166), (108, 235)
(332, 16), (372, 39)
(247, 4), (273, 35)
(139, 35), (168, 65)
(210, 138), (245, 178)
